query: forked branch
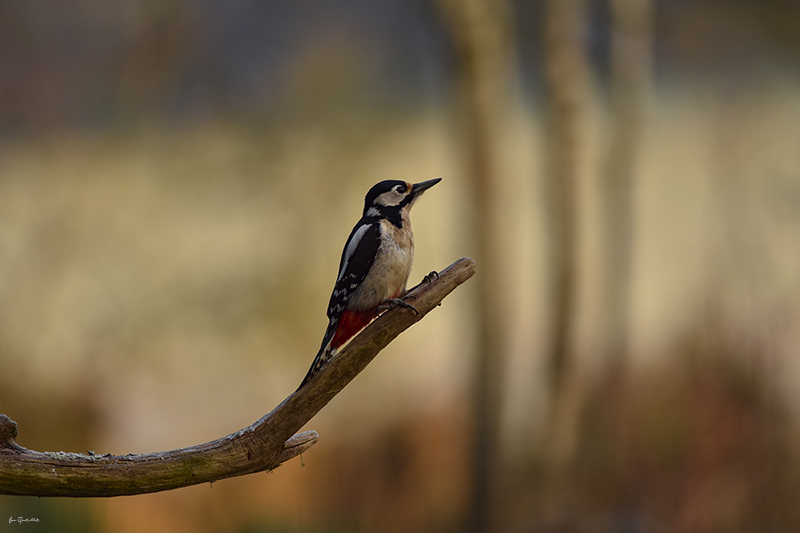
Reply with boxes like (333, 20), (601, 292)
(0, 257), (476, 497)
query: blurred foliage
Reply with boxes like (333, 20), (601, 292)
(498, 316), (800, 532)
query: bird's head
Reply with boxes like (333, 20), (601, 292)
(363, 178), (441, 218)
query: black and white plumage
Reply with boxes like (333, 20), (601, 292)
(299, 178), (441, 388)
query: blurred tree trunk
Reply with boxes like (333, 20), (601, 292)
(435, 0), (515, 531)
(601, 0), (653, 376)
(599, 0), (653, 516)
(542, 0), (589, 478)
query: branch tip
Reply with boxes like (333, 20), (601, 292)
(283, 431), (319, 450)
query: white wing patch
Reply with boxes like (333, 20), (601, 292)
(337, 223), (373, 282)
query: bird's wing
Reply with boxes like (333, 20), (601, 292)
(327, 220), (381, 319)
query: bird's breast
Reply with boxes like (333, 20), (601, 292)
(346, 219), (414, 312)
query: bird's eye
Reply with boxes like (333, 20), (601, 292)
(394, 185), (406, 194)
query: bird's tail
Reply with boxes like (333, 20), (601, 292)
(298, 309), (376, 389)
(298, 318), (338, 389)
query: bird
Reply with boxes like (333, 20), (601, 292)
(299, 178), (441, 388)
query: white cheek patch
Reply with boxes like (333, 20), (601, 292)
(337, 223), (373, 282)
(376, 190), (404, 207)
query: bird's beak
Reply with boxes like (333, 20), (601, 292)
(410, 178), (442, 196)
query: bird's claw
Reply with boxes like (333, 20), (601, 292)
(406, 271), (440, 294)
(376, 297), (419, 316)
(423, 270), (439, 284)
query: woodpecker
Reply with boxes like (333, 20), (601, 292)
(299, 178), (441, 388)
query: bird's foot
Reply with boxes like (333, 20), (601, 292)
(423, 270), (439, 284)
(407, 271), (439, 293)
(376, 296), (419, 316)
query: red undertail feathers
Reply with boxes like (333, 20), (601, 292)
(330, 309), (375, 350)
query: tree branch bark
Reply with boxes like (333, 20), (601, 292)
(0, 257), (476, 498)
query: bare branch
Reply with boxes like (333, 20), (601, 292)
(0, 257), (476, 498)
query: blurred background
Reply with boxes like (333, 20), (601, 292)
(1, 0), (800, 531)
